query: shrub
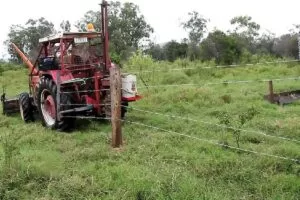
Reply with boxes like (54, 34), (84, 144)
(125, 50), (155, 71)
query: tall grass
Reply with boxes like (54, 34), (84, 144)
(0, 57), (300, 199)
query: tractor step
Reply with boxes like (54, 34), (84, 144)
(60, 105), (94, 115)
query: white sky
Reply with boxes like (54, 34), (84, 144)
(0, 0), (299, 58)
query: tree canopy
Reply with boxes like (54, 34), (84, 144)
(5, 18), (55, 62)
(76, 1), (153, 60)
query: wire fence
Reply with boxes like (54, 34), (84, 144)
(138, 76), (300, 89)
(126, 106), (300, 144)
(123, 119), (300, 164)
(60, 115), (300, 163)
(125, 59), (300, 75)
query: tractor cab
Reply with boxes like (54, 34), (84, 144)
(37, 32), (103, 72)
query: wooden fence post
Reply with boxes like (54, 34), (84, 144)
(110, 66), (122, 148)
(268, 80), (274, 103)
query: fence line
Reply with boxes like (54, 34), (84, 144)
(57, 75), (300, 93)
(138, 76), (300, 89)
(124, 119), (300, 163)
(60, 114), (300, 163)
(126, 59), (300, 74)
(126, 106), (300, 144)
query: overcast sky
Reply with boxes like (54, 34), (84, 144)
(0, 0), (299, 58)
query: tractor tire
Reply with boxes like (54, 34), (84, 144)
(19, 92), (34, 122)
(37, 77), (74, 131)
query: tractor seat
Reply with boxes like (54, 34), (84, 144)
(38, 56), (59, 71)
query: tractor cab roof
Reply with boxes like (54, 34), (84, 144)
(39, 32), (101, 44)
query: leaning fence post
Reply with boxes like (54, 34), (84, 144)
(110, 66), (122, 148)
(268, 80), (274, 103)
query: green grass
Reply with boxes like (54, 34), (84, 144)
(0, 60), (300, 199)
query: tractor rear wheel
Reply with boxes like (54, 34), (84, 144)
(19, 92), (34, 122)
(37, 77), (74, 131)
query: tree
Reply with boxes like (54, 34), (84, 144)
(145, 43), (165, 61)
(182, 11), (208, 44)
(273, 34), (298, 58)
(181, 11), (208, 60)
(163, 40), (188, 62)
(256, 31), (275, 55)
(5, 18), (55, 62)
(60, 20), (71, 32)
(230, 16), (260, 53)
(230, 15), (260, 38)
(289, 24), (300, 35)
(200, 30), (242, 64)
(76, 1), (153, 60)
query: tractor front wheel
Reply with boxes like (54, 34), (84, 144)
(37, 77), (74, 131)
(19, 92), (34, 122)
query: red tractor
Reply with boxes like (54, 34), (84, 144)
(1, 1), (140, 131)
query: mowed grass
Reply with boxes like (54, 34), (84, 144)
(0, 61), (300, 199)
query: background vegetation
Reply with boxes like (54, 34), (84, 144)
(4, 1), (300, 65)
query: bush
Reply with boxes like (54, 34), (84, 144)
(125, 51), (155, 71)
(0, 62), (24, 75)
(160, 73), (189, 85)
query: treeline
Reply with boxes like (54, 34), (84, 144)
(147, 15), (300, 64)
(4, 1), (300, 65)
(5, 1), (153, 63)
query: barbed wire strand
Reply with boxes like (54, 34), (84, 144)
(126, 106), (300, 144)
(59, 87), (137, 94)
(126, 59), (300, 74)
(123, 119), (300, 163)
(58, 115), (300, 163)
(138, 76), (300, 89)
(62, 116), (111, 120)
(60, 103), (110, 106)
(60, 89), (109, 94)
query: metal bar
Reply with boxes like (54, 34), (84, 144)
(94, 71), (101, 114)
(101, 0), (111, 72)
(57, 39), (64, 121)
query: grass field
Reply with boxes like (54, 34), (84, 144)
(0, 59), (300, 199)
